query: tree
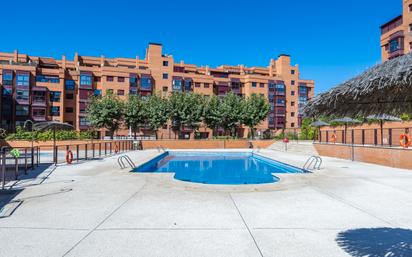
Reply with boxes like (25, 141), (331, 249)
(203, 95), (223, 136)
(145, 94), (169, 139)
(300, 117), (316, 140)
(168, 92), (204, 139)
(401, 113), (411, 121)
(86, 94), (124, 139)
(124, 95), (146, 139)
(220, 92), (244, 137)
(242, 94), (270, 139)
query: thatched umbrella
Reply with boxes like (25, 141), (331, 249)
(304, 52), (412, 117)
(367, 114), (401, 146)
(33, 121), (74, 164)
(311, 120), (330, 142)
(331, 117), (361, 144)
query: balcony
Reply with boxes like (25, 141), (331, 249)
(389, 49), (404, 59)
(381, 15), (403, 35)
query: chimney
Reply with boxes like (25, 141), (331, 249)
(13, 50), (18, 62)
(100, 55), (105, 67)
(62, 55), (66, 69)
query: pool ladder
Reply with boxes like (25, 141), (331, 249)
(117, 155), (136, 169)
(303, 156), (323, 171)
(157, 146), (167, 152)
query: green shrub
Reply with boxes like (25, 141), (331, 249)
(6, 126), (94, 141)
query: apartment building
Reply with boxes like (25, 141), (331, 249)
(381, 0), (412, 61)
(0, 43), (314, 139)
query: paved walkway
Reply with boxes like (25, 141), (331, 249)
(0, 149), (411, 257)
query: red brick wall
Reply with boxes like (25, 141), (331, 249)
(141, 140), (275, 149)
(314, 143), (412, 170)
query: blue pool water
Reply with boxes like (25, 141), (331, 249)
(133, 151), (304, 185)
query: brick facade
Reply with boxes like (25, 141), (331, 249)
(0, 43), (314, 139)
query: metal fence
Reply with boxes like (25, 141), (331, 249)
(0, 140), (135, 189)
(319, 127), (412, 148)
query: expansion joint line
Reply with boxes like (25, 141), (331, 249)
(229, 193), (264, 257)
(61, 183), (147, 257)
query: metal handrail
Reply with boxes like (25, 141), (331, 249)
(117, 155), (136, 169)
(303, 156), (322, 171)
(157, 146), (167, 152)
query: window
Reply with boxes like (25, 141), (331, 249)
(129, 88), (138, 95)
(389, 38), (402, 53)
(94, 77), (101, 82)
(204, 83), (210, 88)
(2, 87), (12, 96)
(172, 79), (182, 91)
(269, 83), (275, 89)
(65, 107), (74, 113)
(260, 83), (264, 88)
(94, 89), (102, 96)
(195, 82), (201, 88)
(2, 70), (13, 85)
(80, 117), (90, 126)
(163, 73), (168, 79)
(291, 101), (295, 106)
(291, 123), (295, 128)
(291, 80), (295, 86)
(50, 106), (60, 116)
(66, 93), (74, 100)
(291, 91), (295, 96)
(163, 60), (169, 66)
(252, 82), (257, 87)
(80, 74), (92, 87)
(16, 73), (30, 87)
(410, 24), (412, 32)
(117, 89), (125, 96)
(276, 99), (286, 106)
(33, 91), (46, 103)
(291, 70), (295, 75)
(291, 112), (295, 117)
(36, 75), (59, 83)
(16, 90), (29, 101)
(117, 77), (125, 82)
(163, 86), (168, 92)
(275, 84), (285, 95)
(260, 93), (264, 97)
(130, 75), (138, 87)
(50, 91), (61, 102)
(33, 108), (46, 116)
(106, 89), (114, 94)
(184, 80), (192, 91)
(140, 77), (152, 90)
(65, 80), (75, 90)
(409, 4), (412, 12)
(16, 105), (29, 116)
(107, 76), (114, 82)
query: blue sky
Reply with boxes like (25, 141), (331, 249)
(2, 0), (401, 94)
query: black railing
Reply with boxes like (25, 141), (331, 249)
(318, 127), (412, 148)
(0, 140), (135, 189)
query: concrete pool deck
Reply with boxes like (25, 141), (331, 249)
(0, 148), (411, 257)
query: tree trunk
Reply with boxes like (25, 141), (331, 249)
(155, 130), (158, 140)
(134, 131), (137, 140)
(251, 127), (255, 140)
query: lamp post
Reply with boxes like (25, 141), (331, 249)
(24, 120), (34, 170)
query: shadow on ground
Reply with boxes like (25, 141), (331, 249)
(0, 164), (54, 218)
(336, 228), (412, 257)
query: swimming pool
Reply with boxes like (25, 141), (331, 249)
(133, 151), (304, 185)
